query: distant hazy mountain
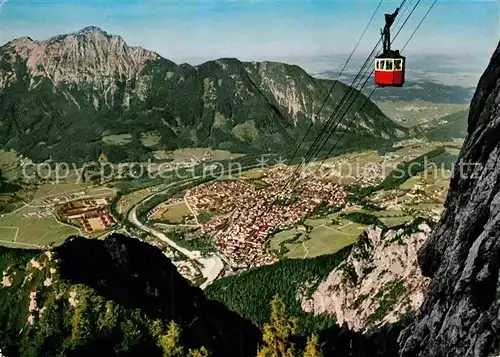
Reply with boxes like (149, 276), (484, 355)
(312, 70), (475, 105)
(415, 109), (469, 141)
(0, 27), (406, 163)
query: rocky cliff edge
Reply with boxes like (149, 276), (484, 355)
(398, 42), (500, 357)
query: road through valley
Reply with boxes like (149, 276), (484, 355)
(127, 180), (224, 289)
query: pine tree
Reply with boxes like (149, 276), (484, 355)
(188, 346), (210, 357)
(70, 292), (93, 346)
(257, 295), (297, 357)
(150, 319), (164, 339)
(97, 300), (119, 334)
(303, 333), (322, 357)
(157, 321), (184, 357)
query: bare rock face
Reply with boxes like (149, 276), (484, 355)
(301, 221), (431, 332)
(398, 42), (500, 357)
(1, 26), (159, 88)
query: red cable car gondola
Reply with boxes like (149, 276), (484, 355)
(374, 8), (405, 88)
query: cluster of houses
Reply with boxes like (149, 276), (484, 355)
(372, 171), (448, 211)
(353, 164), (385, 187)
(173, 260), (201, 281)
(407, 179), (447, 203)
(146, 237), (202, 281)
(185, 168), (348, 269)
(23, 211), (52, 218)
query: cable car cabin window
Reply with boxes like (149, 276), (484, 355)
(379, 60), (385, 70)
(376, 60), (380, 69)
(385, 59), (393, 70)
(394, 59), (402, 71)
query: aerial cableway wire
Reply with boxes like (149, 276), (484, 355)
(296, 0), (419, 176)
(282, 0), (411, 191)
(254, 0), (390, 222)
(307, 0), (424, 168)
(310, 0), (437, 179)
(302, 0), (420, 165)
(392, 0), (413, 33)
(253, 0), (421, 230)
(296, 0), (425, 185)
(286, 0), (385, 166)
(247, 0), (436, 245)
(282, 40), (382, 191)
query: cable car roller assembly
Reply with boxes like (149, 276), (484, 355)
(375, 7), (406, 87)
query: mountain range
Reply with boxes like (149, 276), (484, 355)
(0, 27), (406, 163)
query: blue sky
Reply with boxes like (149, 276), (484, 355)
(0, 0), (498, 65)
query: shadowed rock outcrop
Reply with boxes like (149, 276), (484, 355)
(0, 234), (261, 357)
(55, 234), (261, 357)
(398, 42), (500, 357)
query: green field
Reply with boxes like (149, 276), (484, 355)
(139, 131), (161, 147)
(115, 184), (169, 215)
(116, 188), (150, 215)
(392, 142), (444, 159)
(0, 207), (80, 248)
(408, 202), (444, 211)
(269, 229), (296, 251)
(238, 168), (265, 179)
(151, 202), (191, 223)
(376, 101), (469, 128)
(0, 227), (17, 241)
(379, 216), (414, 227)
(304, 218), (329, 227)
(31, 186), (115, 207)
(312, 150), (383, 179)
(267, 213), (367, 259)
(399, 176), (420, 189)
(279, 204), (423, 259)
(284, 243), (307, 259)
(0, 150), (19, 180)
(102, 134), (133, 146)
(156, 148), (245, 163)
(32, 182), (90, 201)
(293, 221), (364, 259)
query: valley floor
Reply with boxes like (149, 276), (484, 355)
(0, 140), (456, 289)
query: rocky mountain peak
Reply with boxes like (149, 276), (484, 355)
(6, 36), (34, 46)
(0, 26), (161, 87)
(76, 25), (109, 36)
(47, 25), (117, 46)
